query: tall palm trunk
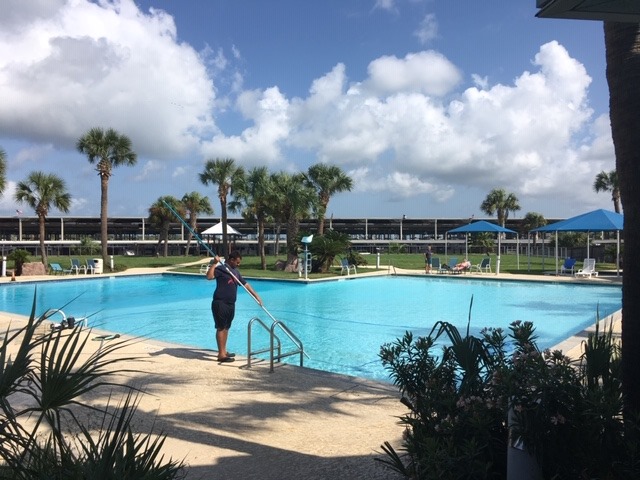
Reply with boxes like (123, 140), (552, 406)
(286, 214), (299, 270)
(258, 217), (266, 270)
(39, 216), (47, 267)
(317, 200), (328, 235)
(185, 221), (195, 256)
(613, 192), (622, 213)
(605, 21), (640, 416)
(274, 223), (282, 257)
(220, 197), (229, 258)
(100, 174), (109, 263)
(185, 215), (199, 256)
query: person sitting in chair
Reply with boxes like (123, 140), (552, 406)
(452, 259), (471, 271)
(444, 259), (471, 272)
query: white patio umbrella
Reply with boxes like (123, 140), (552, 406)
(201, 222), (242, 236)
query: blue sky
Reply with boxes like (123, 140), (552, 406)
(0, 0), (616, 221)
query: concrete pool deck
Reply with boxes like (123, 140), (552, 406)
(0, 263), (622, 478)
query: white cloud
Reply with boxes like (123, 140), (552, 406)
(172, 166), (189, 178)
(11, 144), (55, 169)
(0, 182), (19, 213)
(204, 39), (601, 216)
(70, 196), (88, 212)
(373, 0), (397, 12)
(134, 160), (164, 181)
(471, 74), (489, 90)
(201, 86), (290, 165)
(0, 0), (216, 158)
(279, 41), (600, 211)
(365, 51), (462, 96)
(414, 14), (438, 45)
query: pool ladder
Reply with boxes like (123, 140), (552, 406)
(246, 317), (305, 372)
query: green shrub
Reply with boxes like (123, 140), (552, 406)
(378, 301), (638, 479)
(307, 229), (351, 272)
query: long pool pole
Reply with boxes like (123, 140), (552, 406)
(161, 200), (281, 323)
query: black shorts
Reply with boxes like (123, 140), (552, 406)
(212, 301), (235, 330)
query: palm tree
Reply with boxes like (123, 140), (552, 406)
(593, 170), (621, 213)
(270, 171), (317, 270)
(605, 21), (640, 417)
(199, 158), (245, 258)
(0, 147), (7, 195)
(238, 166), (273, 269)
(76, 127), (137, 265)
(480, 188), (521, 228)
(148, 196), (184, 257)
(181, 192), (213, 256)
(14, 172), (71, 267)
(521, 211), (547, 245)
(305, 163), (353, 235)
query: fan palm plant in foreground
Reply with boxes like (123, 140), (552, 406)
(0, 289), (185, 479)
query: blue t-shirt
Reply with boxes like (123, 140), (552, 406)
(213, 264), (246, 303)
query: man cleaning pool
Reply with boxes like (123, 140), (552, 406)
(207, 250), (263, 363)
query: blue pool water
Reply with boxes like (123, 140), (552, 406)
(0, 274), (621, 382)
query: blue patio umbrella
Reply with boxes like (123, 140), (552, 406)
(532, 209), (623, 275)
(447, 221), (516, 274)
(533, 209), (623, 233)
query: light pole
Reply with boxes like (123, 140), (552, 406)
(400, 214), (406, 240)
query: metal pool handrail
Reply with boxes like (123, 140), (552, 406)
(247, 317), (305, 372)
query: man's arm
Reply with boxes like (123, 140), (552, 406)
(244, 282), (263, 306)
(205, 256), (221, 280)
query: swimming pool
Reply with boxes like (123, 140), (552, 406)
(0, 274), (621, 382)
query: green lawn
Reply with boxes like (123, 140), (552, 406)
(33, 252), (618, 279)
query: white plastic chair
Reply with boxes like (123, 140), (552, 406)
(575, 258), (598, 278)
(340, 258), (357, 275)
(85, 259), (96, 274)
(70, 258), (86, 274)
(474, 257), (491, 274)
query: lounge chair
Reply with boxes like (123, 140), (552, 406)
(440, 257), (458, 273)
(49, 263), (71, 275)
(340, 258), (357, 275)
(70, 258), (86, 274)
(560, 258), (577, 275)
(575, 258), (598, 278)
(431, 257), (443, 274)
(451, 260), (471, 274)
(85, 259), (97, 274)
(474, 257), (491, 274)
(442, 258), (472, 274)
